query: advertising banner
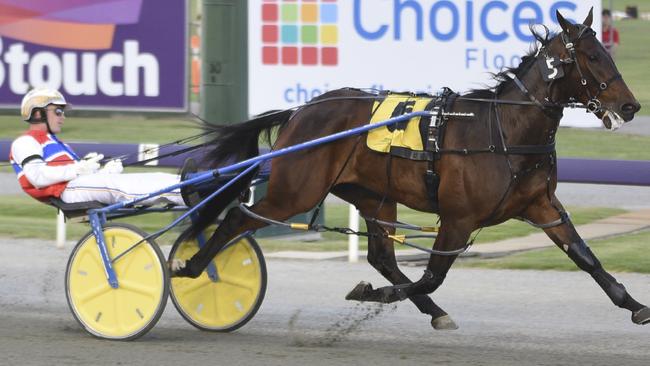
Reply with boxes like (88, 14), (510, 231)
(0, 0), (187, 111)
(249, 0), (602, 127)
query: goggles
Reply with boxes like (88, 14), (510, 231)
(48, 107), (65, 117)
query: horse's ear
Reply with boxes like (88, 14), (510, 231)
(556, 10), (572, 34)
(583, 7), (594, 27)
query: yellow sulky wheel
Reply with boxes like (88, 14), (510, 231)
(169, 232), (267, 332)
(65, 223), (169, 340)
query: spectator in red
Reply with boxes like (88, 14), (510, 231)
(602, 9), (619, 59)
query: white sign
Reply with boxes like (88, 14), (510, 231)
(249, 0), (602, 127)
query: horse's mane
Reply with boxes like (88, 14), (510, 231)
(467, 25), (555, 98)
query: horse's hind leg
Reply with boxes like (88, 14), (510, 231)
(523, 195), (650, 325)
(347, 218), (472, 308)
(172, 204), (262, 277)
(363, 216), (458, 330)
(174, 195), (315, 278)
(335, 187), (457, 329)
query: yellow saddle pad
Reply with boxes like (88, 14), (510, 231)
(367, 93), (434, 153)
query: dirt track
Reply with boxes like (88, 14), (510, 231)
(1, 237), (649, 366)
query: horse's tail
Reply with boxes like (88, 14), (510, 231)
(184, 109), (294, 238)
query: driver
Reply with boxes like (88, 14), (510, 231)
(9, 88), (185, 206)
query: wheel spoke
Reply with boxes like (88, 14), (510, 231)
(113, 290), (124, 334)
(212, 283), (220, 317)
(112, 241), (140, 276)
(218, 244), (252, 273)
(218, 273), (256, 293)
(217, 246), (236, 272)
(172, 276), (212, 297)
(120, 279), (160, 299)
(76, 283), (112, 304)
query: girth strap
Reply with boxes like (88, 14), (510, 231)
(518, 210), (570, 229)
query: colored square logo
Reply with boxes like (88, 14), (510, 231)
(281, 25), (298, 44)
(320, 4), (337, 23)
(261, 0), (338, 66)
(301, 4), (318, 23)
(322, 47), (337, 65)
(262, 25), (278, 43)
(281, 4), (298, 22)
(320, 25), (337, 45)
(301, 25), (318, 44)
(263, 46), (279, 65)
(302, 47), (318, 65)
(282, 47), (298, 65)
(262, 4), (278, 22)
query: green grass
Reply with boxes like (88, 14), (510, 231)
(0, 195), (181, 246)
(607, 0), (650, 12)
(615, 20), (650, 112)
(459, 228), (650, 273)
(0, 195), (626, 253)
(556, 127), (650, 159)
(602, 0), (650, 113)
(0, 115), (202, 144)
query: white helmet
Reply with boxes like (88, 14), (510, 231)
(21, 88), (67, 122)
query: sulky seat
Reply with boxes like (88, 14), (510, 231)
(48, 198), (106, 219)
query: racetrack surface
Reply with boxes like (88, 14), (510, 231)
(1, 238), (649, 366)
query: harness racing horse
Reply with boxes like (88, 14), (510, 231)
(174, 9), (650, 329)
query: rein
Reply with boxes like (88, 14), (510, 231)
(0, 128), (218, 169)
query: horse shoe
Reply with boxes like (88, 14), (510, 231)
(431, 315), (459, 330)
(345, 281), (373, 301)
(632, 307), (650, 325)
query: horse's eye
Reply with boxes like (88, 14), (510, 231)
(588, 54), (599, 62)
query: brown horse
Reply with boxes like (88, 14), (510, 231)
(174, 9), (649, 329)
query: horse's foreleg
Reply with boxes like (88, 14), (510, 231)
(523, 196), (650, 325)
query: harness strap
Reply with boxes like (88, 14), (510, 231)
(510, 74), (547, 109)
(508, 73), (565, 119)
(439, 142), (555, 155)
(503, 142), (556, 155)
(363, 216), (439, 232)
(237, 203), (472, 256)
(388, 235), (473, 256)
(456, 96), (585, 109)
(517, 210), (571, 229)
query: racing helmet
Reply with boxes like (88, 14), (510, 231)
(21, 88), (67, 122)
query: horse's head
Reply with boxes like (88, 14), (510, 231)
(546, 8), (640, 129)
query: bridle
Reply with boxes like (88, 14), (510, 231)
(547, 24), (622, 114)
(472, 24), (623, 119)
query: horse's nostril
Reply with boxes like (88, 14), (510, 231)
(622, 102), (641, 114)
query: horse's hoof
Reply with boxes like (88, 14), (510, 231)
(345, 281), (373, 301)
(632, 307), (650, 325)
(169, 259), (186, 272)
(168, 259), (198, 278)
(168, 259), (187, 277)
(431, 315), (459, 330)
